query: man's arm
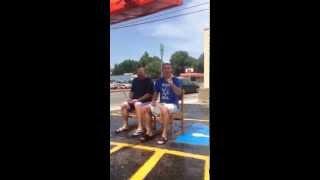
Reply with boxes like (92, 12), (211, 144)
(152, 92), (159, 102)
(168, 81), (182, 96)
(129, 91), (133, 100)
(129, 80), (134, 100)
(137, 93), (152, 102)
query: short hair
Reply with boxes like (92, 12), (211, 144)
(137, 65), (145, 69)
(162, 63), (171, 67)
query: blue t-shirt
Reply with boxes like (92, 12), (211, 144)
(154, 77), (182, 106)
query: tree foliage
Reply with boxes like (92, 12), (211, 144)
(170, 51), (201, 75)
(112, 50), (204, 76)
(196, 53), (204, 73)
(112, 59), (139, 75)
(145, 58), (161, 79)
(139, 51), (152, 67)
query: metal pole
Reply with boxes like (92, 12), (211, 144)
(160, 43), (164, 77)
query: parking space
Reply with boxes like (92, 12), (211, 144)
(145, 154), (205, 180)
(109, 93), (210, 180)
(110, 146), (154, 180)
(110, 141), (209, 180)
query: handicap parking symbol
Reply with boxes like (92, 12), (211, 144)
(175, 123), (209, 146)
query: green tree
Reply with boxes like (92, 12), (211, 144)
(170, 51), (196, 75)
(139, 52), (152, 67)
(188, 56), (198, 70)
(197, 53), (204, 73)
(112, 59), (139, 75)
(145, 59), (161, 79)
(151, 56), (161, 62)
(112, 64), (121, 75)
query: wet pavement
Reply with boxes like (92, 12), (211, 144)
(110, 148), (154, 180)
(145, 154), (205, 180)
(109, 102), (210, 180)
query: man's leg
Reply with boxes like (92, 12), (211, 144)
(143, 106), (153, 136)
(115, 102), (130, 133)
(139, 106), (154, 142)
(159, 105), (170, 139)
(131, 102), (146, 136)
(157, 104), (177, 144)
(134, 102), (144, 131)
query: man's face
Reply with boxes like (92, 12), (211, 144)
(162, 64), (172, 77)
(136, 68), (145, 77)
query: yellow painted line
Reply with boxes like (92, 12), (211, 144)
(110, 145), (125, 154)
(204, 157), (210, 180)
(111, 142), (163, 152)
(110, 141), (208, 160)
(129, 150), (165, 180)
(165, 149), (208, 161)
(110, 141), (210, 180)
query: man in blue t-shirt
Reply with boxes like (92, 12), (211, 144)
(140, 63), (182, 145)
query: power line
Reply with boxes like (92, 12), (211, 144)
(111, 8), (209, 30)
(111, 1), (209, 27)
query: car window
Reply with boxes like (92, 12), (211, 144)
(184, 80), (192, 85)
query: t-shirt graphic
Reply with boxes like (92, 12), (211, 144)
(161, 83), (171, 100)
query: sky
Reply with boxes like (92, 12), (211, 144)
(110, 0), (210, 69)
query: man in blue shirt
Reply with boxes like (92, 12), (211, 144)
(140, 63), (182, 144)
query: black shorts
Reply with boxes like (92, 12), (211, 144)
(127, 102), (135, 112)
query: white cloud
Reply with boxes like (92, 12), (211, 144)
(150, 24), (189, 39)
(137, 0), (210, 57)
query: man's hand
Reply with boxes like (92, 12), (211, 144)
(131, 99), (138, 103)
(165, 76), (174, 87)
(151, 100), (156, 106)
(127, 99), (138, 104)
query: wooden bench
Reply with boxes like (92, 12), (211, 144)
(126, 90), (185, 135)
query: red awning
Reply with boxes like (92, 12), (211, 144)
(110, 0), (183, 24)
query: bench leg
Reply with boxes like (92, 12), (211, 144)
(181, 118), (184, 133)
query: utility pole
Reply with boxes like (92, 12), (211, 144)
(160, 43), (164, 77)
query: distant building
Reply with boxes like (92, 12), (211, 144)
(180, 72), (204, 82)
(185, 68), (194, 73)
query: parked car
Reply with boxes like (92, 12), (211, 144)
(110, 83), (117, 89)
(124, 83), (131, 89)
(119, 83), (131, 89)
(181, 79), (199, 94)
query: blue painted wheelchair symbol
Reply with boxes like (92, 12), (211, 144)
(175, 123), (209, 146)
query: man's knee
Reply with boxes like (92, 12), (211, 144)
(134, 102), (142, 110)
(160, 106), (169, 115)
(121, 104), (127, 110)
(142, 107), (150, 116)
(121, 103), (129, 113)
